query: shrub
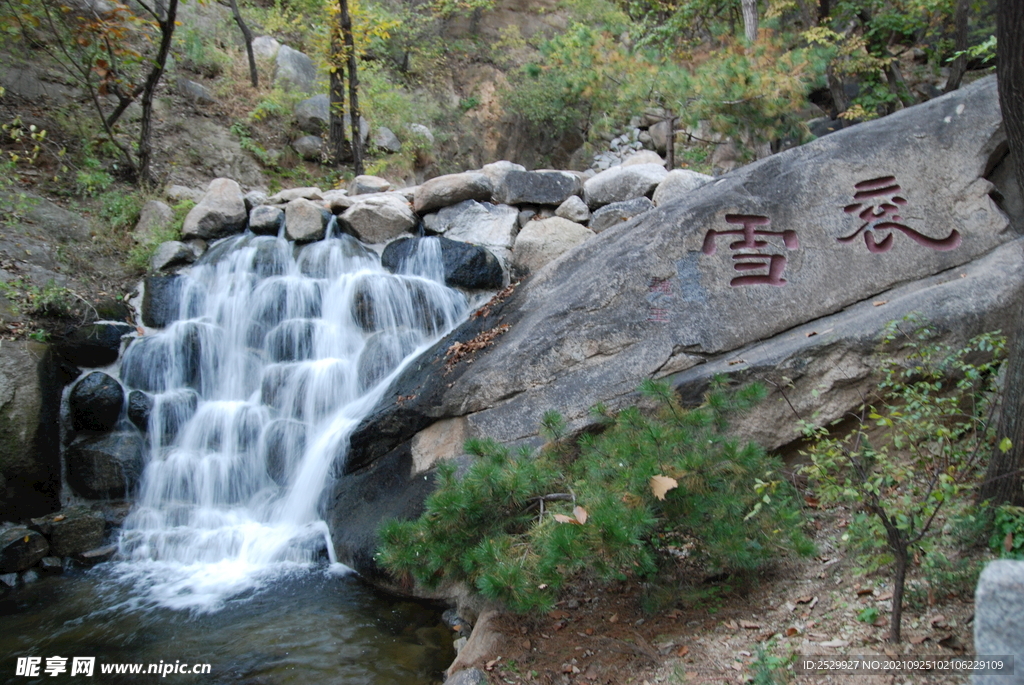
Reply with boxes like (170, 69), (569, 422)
(378, 378), (813, 613)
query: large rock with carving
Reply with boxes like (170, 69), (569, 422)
(328, 78), (1021, 577)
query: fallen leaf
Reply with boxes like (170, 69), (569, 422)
(608, 613), (619, 623)
(650, 475), (678, 501)
(818, 639), (849, 648)
(52, 515), (65, 522)
(677, 645), (689, 657)
(485, 658), (501, 671)
(884, 647), (899, 658)
(806, 331), (818, 337)
(1005, 532), (1014, 553)
(808, 597), (819, 610)
(785, 627), (800, 637)
(573, 505), (588, 524)
(730, 662), (744, 671)
(727, 358), (746, 366)
(857, 588), (875, 596)
(585, 628), (594, 636)
(873, 617), (887, 627)
(725, 620), (738, 631)
(876, 591), (893, 601)
(549, 610), (570, 620)
(909, 635), (929, 645)
(666, 609), (682, 619)
(739, 620), (760, 630)
(561, 664), (574, 674)
(795, 595), (813, 604)
(553, 514), (575, 524)
(929, 614), (947, 627)
(873, 300), (888, 306)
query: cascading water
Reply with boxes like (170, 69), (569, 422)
(112, 223), (467, 611)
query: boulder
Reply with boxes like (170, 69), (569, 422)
(142, 275), (182, 328)
(29, 505), (105, 556)
(447, 669), (488, 685)
(243, 189), (269, 210)
(342, 76), (1017, 483)
(274, 45), (317, 93)
(351, 175), (391, 195)
(340, 194), (417, 244)
(126, 390), (152, 431)
(0, 528), (48, 573)
(165, 185), (204, 205)
(59, 322), (134, 367)
(512, 217), (595, 277)
(432, 200), (519, 254)
(251, 36), (280, 60)
(974, 560), (1024, 685)
(295, 94), (329, 133)
(292, 135), (323, 161)
(69, 371), (123, 432)
(373, 126), (402, 153)
(622, 150), (664, 167)
(77, 544), (117, 565)
(150, 241), (195, 272)
(382, 237), (504, 290)
(652, 169), (714, 206)
(132, 200), (174, 244)
(181, 178), (247, 241)
(406, 123), (434, 144)
(177, 78), (215, 105)
(249, 204), (284, 235)
(267, 187), (323, 204)
(584, 163), (667, 209)
(480, 161), (526, 191)
(648, 118), (673, 154)
(555, 196), (591, 223)
(284, 198), (329, 243)
(493, 170), (583, 206)
(126, 388), (198, 441)
(589, 197), (654, 233)
(66, 432), (144, 499)
(413, 172), (493, 214)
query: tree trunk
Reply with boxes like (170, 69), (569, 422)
(328, 31), (349, 163)
(980, 0), (1024, 507)
(340, 0), (363, 175)
(817, 0), (830, 23)
(136, 0), (178, 185)
(228, 0), (258, 88)
(664, 114), (676, 170)
(943, 0), (969, 93)
(890, 547), (907, 643)
(741, 0), (758, 42)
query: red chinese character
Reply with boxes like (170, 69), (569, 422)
(702, 214), (799, 287)
(840, 176), (961, 253)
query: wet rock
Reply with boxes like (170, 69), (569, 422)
(274, 45), (317, 93)
(261, 419), (307, 485)
(373, 126), (402, 153)
(69, 371), (124, 432)
(357, 329), (421, 392)
(126, 390), (152, 430)
(65, 432), (144, 499)
(351, 175), (391, 195)
(292, 135), (323, 161)
(77, 544), (117, 565)
(583, 163), (667, 209)
(142, 275), (182, 328)
(182, 178), (248, 240)
(121, 321), (204, 393)
(0, 528), (48, 573)
(652, 169), (714, 206)
(339, 194), (417, 244)
(589, 197), (654, 233)
(249, 204), (284, 236)
(132, 200), (174, 244)
(413, 172), (493, 214)
(512, 216), (595, 277)
(59, 322), (134, 367)
(127, 388), (198, 441)
(285, 198), (330, 243)
(29, 505), (105, 556)
(150, 241), (195, 272)
(382, 236), (504, 290)
(38, 556), (63, 574)
(493, 170), (582, 206)
(555, 195), (591, 223)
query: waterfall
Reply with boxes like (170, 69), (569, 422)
(114, 229), (466, 611)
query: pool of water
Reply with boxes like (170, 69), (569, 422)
(0, 564), (453, 685)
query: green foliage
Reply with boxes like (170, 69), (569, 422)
(378, 379), (812, 613)
(0, 278), (78, 319)
(97, 189), (144, 233)
(751, 639), (791, 685)
(857, 606), (880, 623)
(990, 505), (1024, 559)
(176, 25), (231, 78)
(126, 199), (193, 272)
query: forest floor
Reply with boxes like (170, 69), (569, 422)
(461, 504), (987, 685)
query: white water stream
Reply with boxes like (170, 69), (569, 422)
(113, 225), (466, 611)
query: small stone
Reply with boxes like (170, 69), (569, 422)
(555, 195), (591, 223)
(351, 175), (391, 195)
(39, 557), (63, 574)
(249, 205), (284, 236)
(77, 544), (117, 565)
(150, 241), (195, 272)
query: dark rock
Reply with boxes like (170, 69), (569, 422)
(357, 328), (421, 392)
(121, 322), (204, 393)
(59, 322), (134, 367)
(589, 196), (654, 233)
(494, 170), (583, 206)
(66, 432), (144, 499)
(69, 371), (124, 432)
(77, 544), (117, 565)
(29, 505), (105, 556)
(142, 275), (182, 328)
(0, 527), (49, 573)
(382, 236), (504, 290)
(127, 388), (198, 441)
(126, 389), (152, 430)
(38, 556), (63, 574)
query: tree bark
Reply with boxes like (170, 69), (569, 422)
(136, 0), (178, 185)
(741, 0), (758, 42)
(664, 114), (676, 170)
(328, 31), (349, 163)
(980, 0), (1024, 507)
(228, 0), (258, 88)
(339, 0), (363, 175)
(943, 0), (969, 93)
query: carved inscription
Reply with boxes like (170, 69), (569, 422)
(839, 176), (961, 253)
(647, 277), (674, 322)
(702, 214), (799, 287)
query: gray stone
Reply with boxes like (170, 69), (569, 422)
(351, 175), (391, 195)
(29, 505), (105, 557)
(652, 169), (714, 206)
(274, 45), (317, 93)
(251, 36), (280, 60)
(284, 198), (329, 243)
(69, 372), (123, 433)
(165, 185), (204, 205)
(267, 187), (323, 205)
(494, 170), (583, 206)
(321, 189), (349, 205)
(622, 150), (664, 167)
(133, 200), (175, 244)
(584, 163), (667, 209)
(249, 205), (284, 235)
(414, 172), (493, 214)
(517, 209), (537, 228)
(150, 241), (195, 272)
(243, 189), (268, 211)
(182, 178), (247, 240)
(177, 78), (215, 105)
(589, 197), (654, 233)
(649, 118), (673, 154)
(340, 195), (417, 244)
(512, 216), (594, 277)
(142, 275), (182, 328)
(447, 669), (487, 685)
(555, 195), (591, 223)
(295, 94), (329, 133)
(373, 126), (402, 153)
(0, 528), (48, 573)
(433, 200), (519, 255)
(974, 560), (1024, 685)
(344, 113), (371, 144)
(406, 123), (434, 144)
(66, 432), (144, 500)
(38, 557), (63, 574)
(77, 544), (117, 565)
(292, 135), (323, 161)
(480, 160), (526, 191)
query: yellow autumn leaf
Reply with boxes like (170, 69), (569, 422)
(650, 475), (678, 501)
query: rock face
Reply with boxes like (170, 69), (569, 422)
(974, 560), (1024, 685)
(340, 195), (417, 244)
(29, 505), (105, 556)
(181, 178), (247, 240)
(69, 372), (124, 432)
(66, 432), (144, 499)
(328, 78), (1018, 575)
(414, 172), (493, 214)
(382, 237), (504, 290)
(274, 45), (317, 93)
(589, 196), (654, 233)
(583, 163), (667, 209)
(494, 170), (582, 206)
(511, 216), (595, 276)
(652, 169), (714, 206)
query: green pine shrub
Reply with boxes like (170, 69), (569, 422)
(377, 378), (813, 613)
